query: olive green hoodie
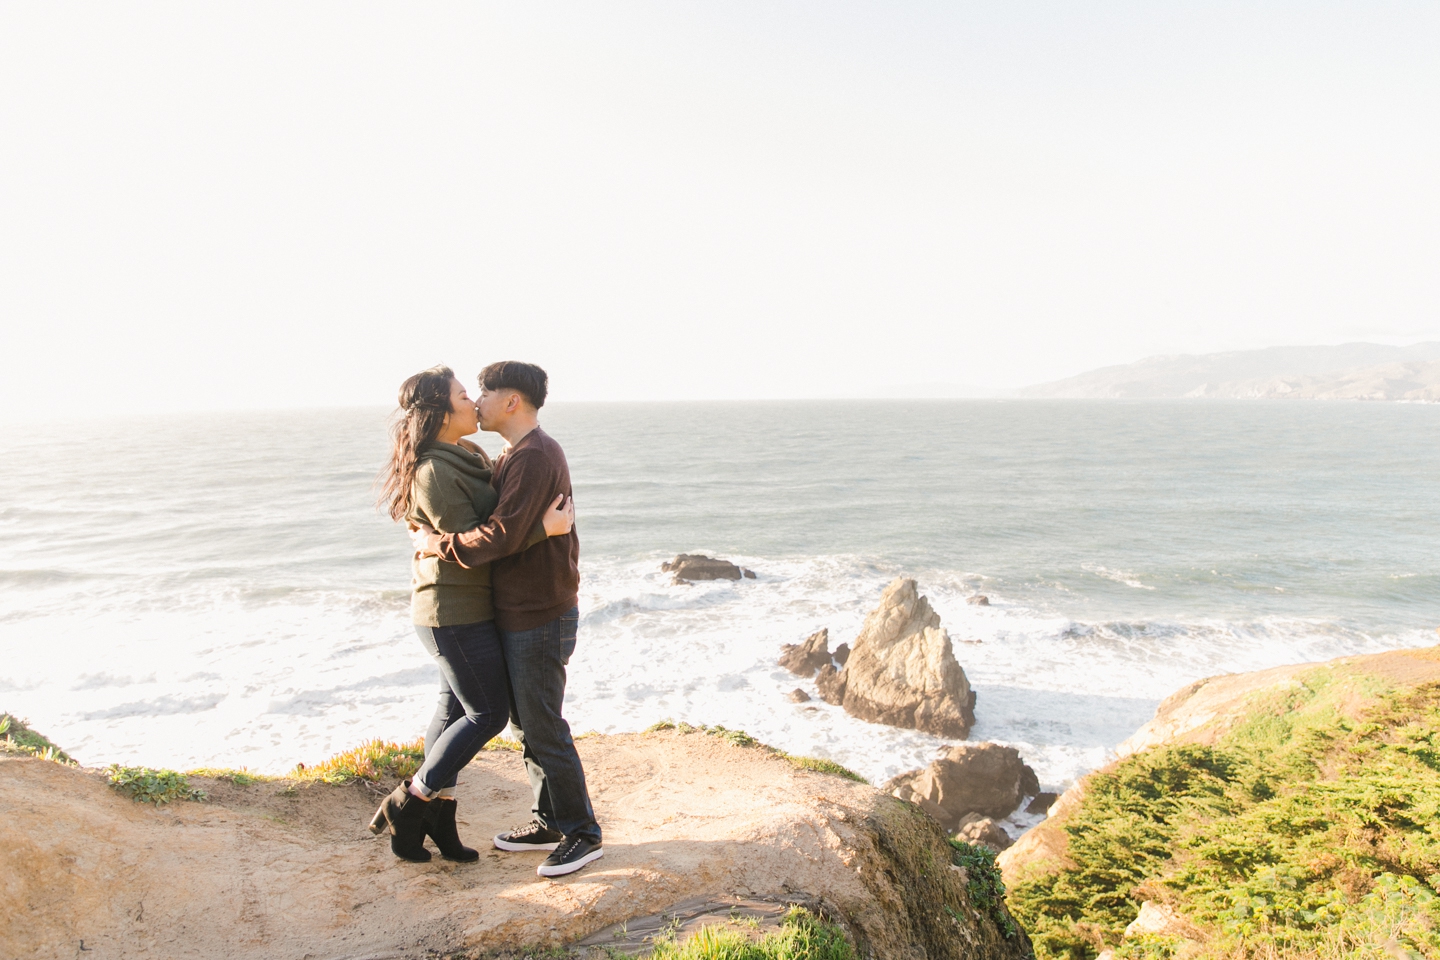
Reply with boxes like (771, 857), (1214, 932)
(406, 442), (546, 627)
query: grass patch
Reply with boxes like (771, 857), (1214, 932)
(289, 738), (425, 784)
(643, 720), (867, 783)
(0, 713), (74, 764)
(107, 765), (208, 804)
(778, 753), (868, 784)
(187, 766), (273, 785)
(1006, 669), (1440, 960)
(485, 737), (523, 752)
(646, 907), (855, 960)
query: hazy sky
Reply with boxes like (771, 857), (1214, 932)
(2, 2), (1437, 412)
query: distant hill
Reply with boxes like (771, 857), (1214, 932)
(1021, 342), (1440, 400)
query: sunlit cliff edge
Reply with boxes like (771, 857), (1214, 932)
(1, 728), (1030, 960)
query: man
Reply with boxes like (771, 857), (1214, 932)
(411, 360), (601, 878)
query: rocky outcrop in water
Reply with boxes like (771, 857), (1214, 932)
(662, 554), (756, 583)
(886, 742), (1040, 832)
(778, 628), (833, 677)
(820, 578), (977, 738)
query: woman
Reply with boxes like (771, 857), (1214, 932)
(369, 365), (573, 863)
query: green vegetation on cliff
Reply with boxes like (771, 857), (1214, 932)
(0, 713), (74, 763)
(1007, 665), (1440, 960)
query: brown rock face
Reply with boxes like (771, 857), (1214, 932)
(966, 595), (990, 606)
(833, 643), (851, 666)
(885, 742), (1040, 831)
(833, 578), (976, 738)
(816, 664), (846, 705)
(787, 688), (812, 703)
(778, 629), (832, 677)
(661, 554), (756, 583)
(956, 814), (1013, 852)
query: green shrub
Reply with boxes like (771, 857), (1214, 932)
(1006, 672), (1440, 960)
(950, 839), (1018, 938)
(107, 765), (208, 804)
(0, 713), (74, 764)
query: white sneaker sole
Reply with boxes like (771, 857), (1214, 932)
(493, 834), (561, 852)
(536, 846), (604, 877)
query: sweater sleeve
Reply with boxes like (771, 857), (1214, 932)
(434, 445), (562, 569)
(413, 462), (482, 534)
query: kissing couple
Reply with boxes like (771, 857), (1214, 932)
(369, 360), (602, 878)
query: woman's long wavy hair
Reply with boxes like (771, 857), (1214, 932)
(377, 365), (457, 522)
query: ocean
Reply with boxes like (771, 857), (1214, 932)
(2, 400), (1437, 799)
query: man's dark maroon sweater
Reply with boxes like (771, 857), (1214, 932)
(433, 427), (579, 632)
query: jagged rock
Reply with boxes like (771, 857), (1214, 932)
(778, 629), (832, 677)
(787, 688), (811, 703)
(1025, 792), (1058, 815)
(885, 742), (1040, 831)
(956, 814), (1012, 853)
(966, 595), (990, 606)
(833, 643), (851, 666)
(832, 578), (976, 738)
(661, 554), (755, 583)
(816, 664), (846, 705)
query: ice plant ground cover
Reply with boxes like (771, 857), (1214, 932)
(1008, 657), (1440, 960)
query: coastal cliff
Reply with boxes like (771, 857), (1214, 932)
(998, 646), (1440, 960)
(0, 727), (1031, 960)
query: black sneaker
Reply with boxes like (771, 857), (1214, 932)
(493, 819), (564, 852)
(537, 835), (604, 877)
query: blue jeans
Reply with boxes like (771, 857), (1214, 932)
(500, 607), (600, 842)
(413, 620), (511, 794)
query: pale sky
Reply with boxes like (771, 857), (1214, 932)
(1, 2), (1437, 413)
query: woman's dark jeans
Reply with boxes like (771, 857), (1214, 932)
(413, 620), (510, 794)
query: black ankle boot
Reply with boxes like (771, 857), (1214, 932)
(425, 798), (480, 862)
(367, 780), (432, 862)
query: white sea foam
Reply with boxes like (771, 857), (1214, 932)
(3, 402), (1438, 798)
(2, 552), (1431, 792)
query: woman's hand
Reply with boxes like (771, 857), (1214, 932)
(410, 524), (440, 558)
(542, 494), (575, 537)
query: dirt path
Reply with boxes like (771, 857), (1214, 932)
(2, 732), (921, 959)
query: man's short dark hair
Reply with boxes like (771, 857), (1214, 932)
(479, 361), (548, 409)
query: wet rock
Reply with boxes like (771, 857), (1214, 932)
(830, 578), (976, 738)
(885, 742), (1040, 831)
(832, 643), (850, 666)
(1025, 792), (1059, 815)
(787, 688), (811, 703)
(778, 629), (832, 677)
(955, 814), (1012, 853)
(662, 554), (755, 583)
(816, 664), (846, 705)
(966, 595), (990, 606)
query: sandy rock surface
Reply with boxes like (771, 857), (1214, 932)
(3, 732), (1028, 960)
(824, 578), (977, 738)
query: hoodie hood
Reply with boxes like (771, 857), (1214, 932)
(417, 442), (494, 485)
